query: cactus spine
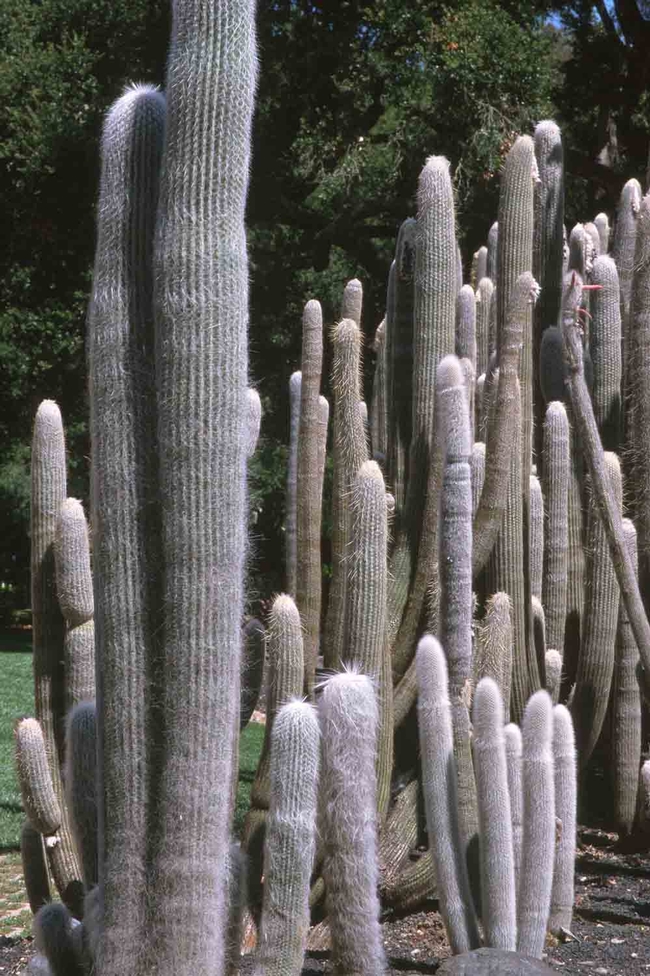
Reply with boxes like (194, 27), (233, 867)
(295, 299), (325, 691)
(87, 83), (165, 973)
(517, 690), (555, 958)
(417, 635), (480, 953)
(319, 673), (386, 976)
(255, 701), (320, 976)
(473, 678), (516, 950)
(147, 0), (257, 968)
(549, 704), (577, 935)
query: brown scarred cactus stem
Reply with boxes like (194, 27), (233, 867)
(474, 591), (513, 716)
(319, 672), (386, 976)
(438, 355), (478, 852)
(612, 519), (642, 837)
(473, 273), (537, 576)
(517, 690), (555, 959)
(417, 635), (480, 952)
(296, 299), (325, 693)
(255, 701), (320, 976)
(496, 135), (536, 477)
(542, 401), (570, 657)
(473, 678), (516, 950)
(628, 194), (650, 610)
(88, 83), (165, 965)
(324, 318), (368, 672)
(54, 499), (95, 711)
(549, 705), (577, 936)
(571, 452), (622, 766)
(590, 255), (622, 451)
(378, 778), (419, 900)
(245, 594), (304, 918)
(286, 370), (301, 596)
(346, 460), (392, 818)
(562, 273), (650, 723)
(530, 474), (543, 601)
(476, 277), (494, 382)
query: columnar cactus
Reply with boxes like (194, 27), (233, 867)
(590, 255), (622, 451)
(319, 672), (386, 976)
(542, 401), (570, 657)
(87, 82), (165, 974)
(64, 703), (98, 892)
(254, 701), (320, 976)
(285, 370), (301, 596)
(472, 678), (516, 950)
(295, 299), (325, 691)
(549, 704), (577, 936)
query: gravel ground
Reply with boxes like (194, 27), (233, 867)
(2, 826), (648, 975)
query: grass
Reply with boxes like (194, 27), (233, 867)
(0, 627), (265, 936)
(0, 630), (33, 852)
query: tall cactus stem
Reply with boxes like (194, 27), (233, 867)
(542, 401), (570, 656)
(549, 704), (577, 935)
(285, 371), (301, 596)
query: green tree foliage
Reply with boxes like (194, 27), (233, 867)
(0, 0), (558, 600)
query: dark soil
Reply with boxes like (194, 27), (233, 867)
(2, 827), (648, 975)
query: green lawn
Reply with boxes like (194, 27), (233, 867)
(0, 631), (33, 851)
(0, 627), (264, 852)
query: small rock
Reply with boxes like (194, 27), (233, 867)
(436, 948), (555, 975)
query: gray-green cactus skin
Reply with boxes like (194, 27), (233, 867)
(590, 255), (622, 451)
(386, 218), (416, 511)
(295, 299), (325, 693)
(496, 135), (535, 476)
(548, 704), (577, 935)
(324, 318), (369, 672)
(319, 672), (386, 976)
(20, 821), (50, 915)
(65, 703), (98, 892)
(438, 355), (478, 853)
(285, 370), (301, 596)
(473, 678), (516, 951)
(542, 401), (570, 658)
(54, 499), (95, 713)
(517, 690), (555, 959)
(409, 156), (457, 548)
(594, 212), (609, 254)
(245, 594), (304, 919)
(487, 221), (498, 282)
(370, 319), (387, 458)
(563, 272), (650, 694)
(34, 903), (84, 976)
(146, 0), (257, 968)
(529, 474), (543, 602)
(533, 120), (564, 463)
(87, 83), (165, 973)
(571, 452), (622, 766)
(474, 592), (513, 715)
(417, 635), (480, 954)
(346, 460), (392, 819)
(612, 520), (641, 837)
(504, 722), (523, 893)
(627, 194), (650, 612)
(255, 701), (320, 976)
(612, 178), (642, 371)
(476, 277), (494, 382)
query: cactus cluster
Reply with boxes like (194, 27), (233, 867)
(14, 1), (650, 974)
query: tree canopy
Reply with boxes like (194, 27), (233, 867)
(0, 0), (647, 604)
